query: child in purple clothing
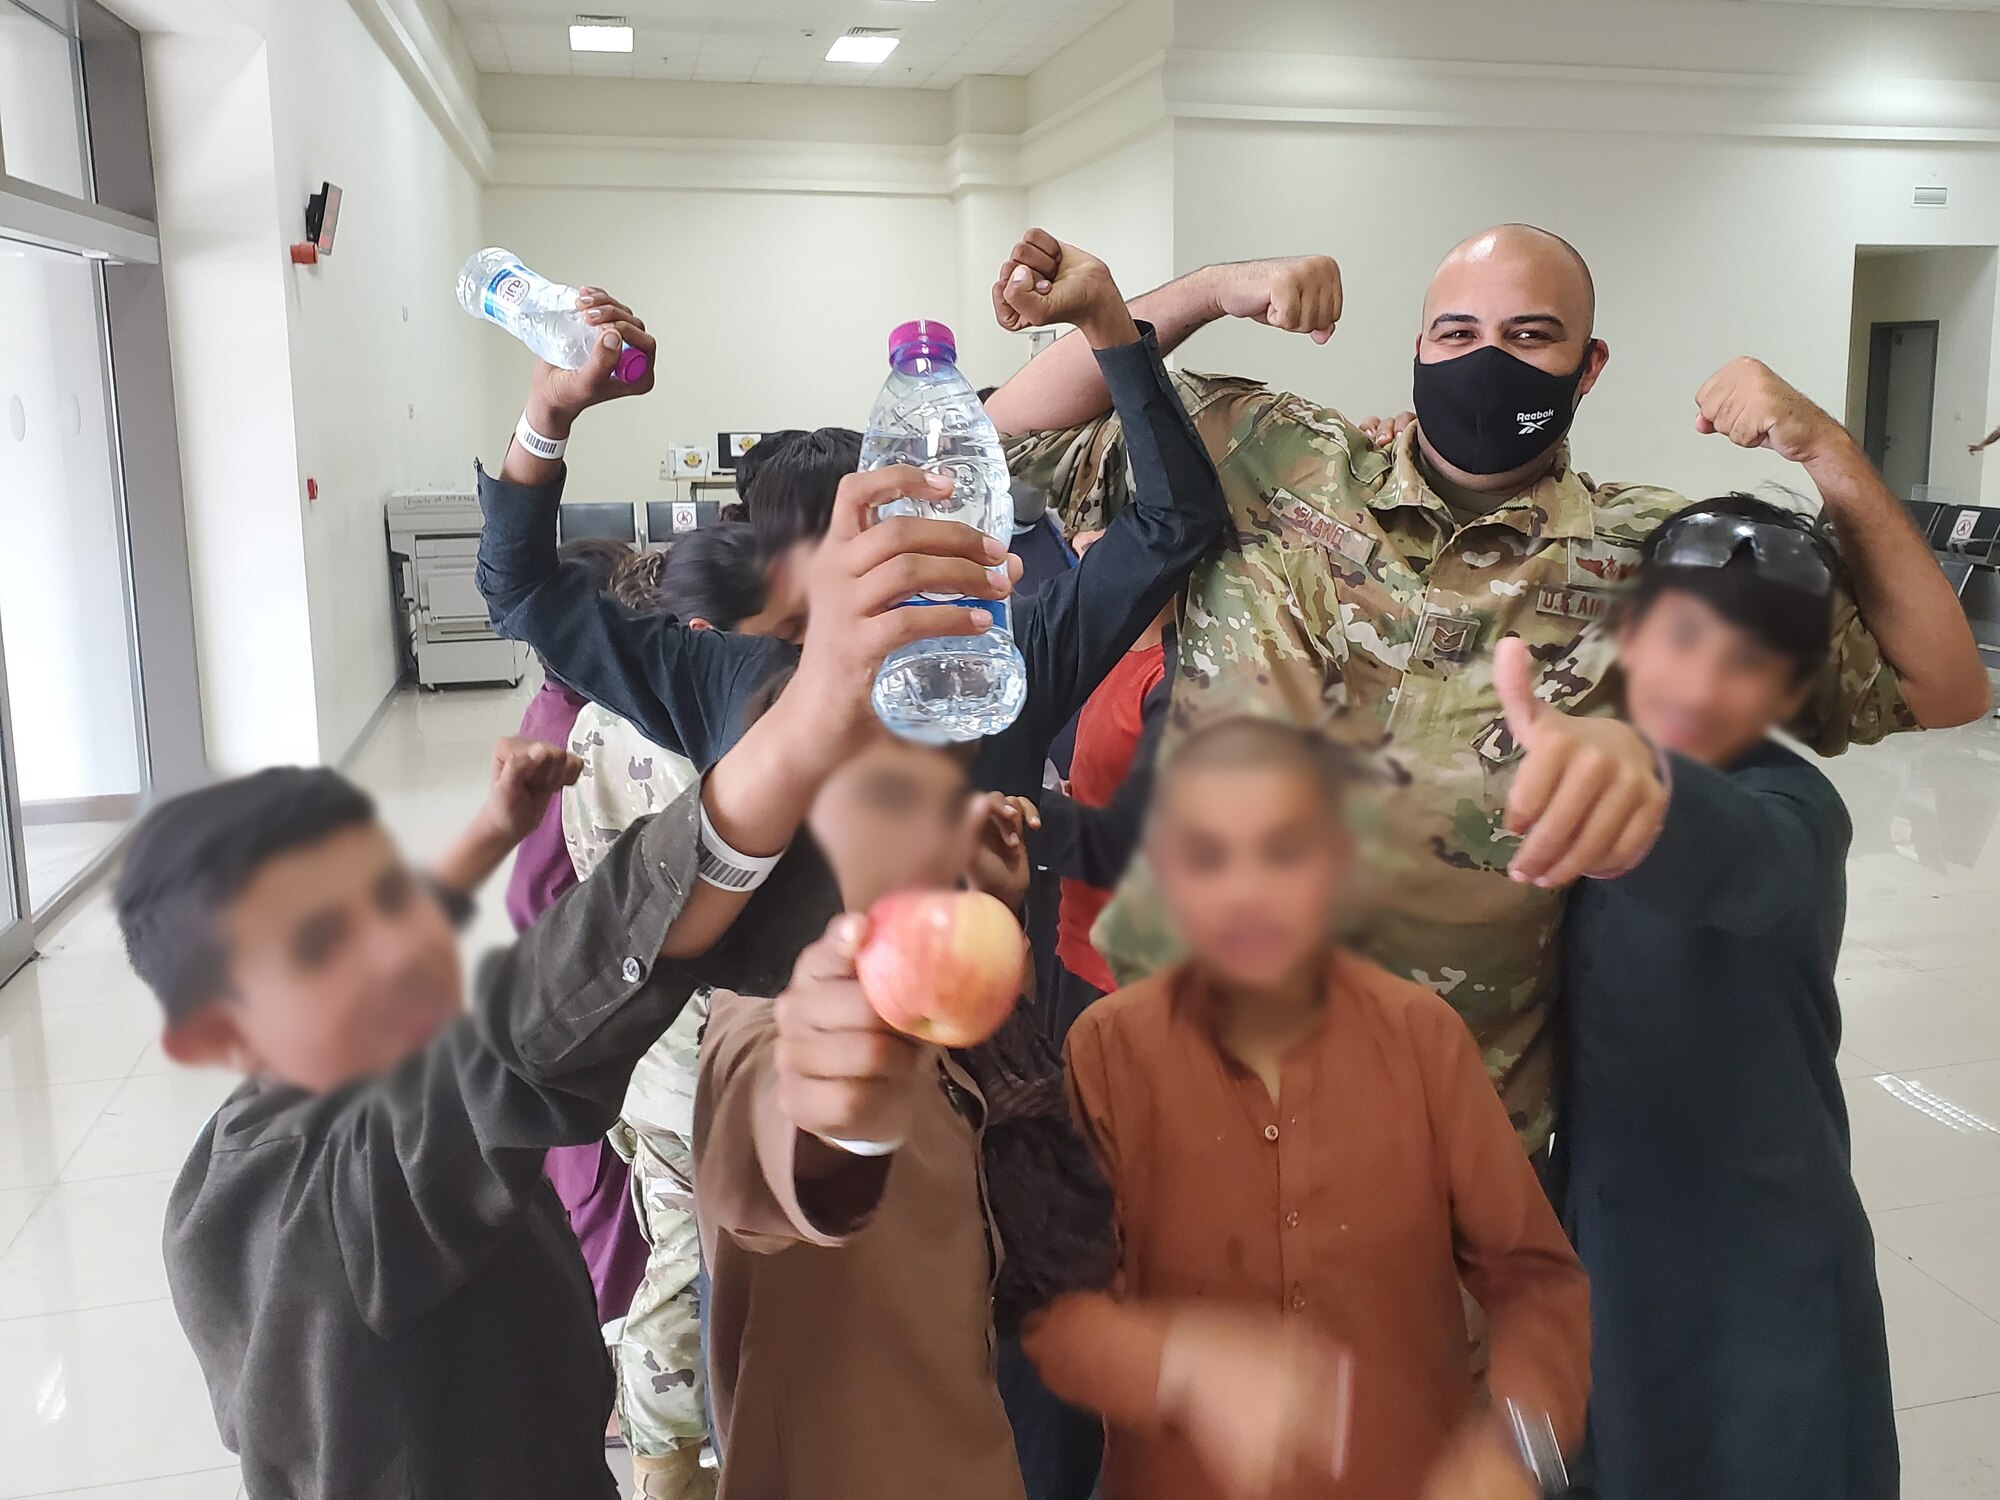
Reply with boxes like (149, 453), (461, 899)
(505, 537), (634, 932)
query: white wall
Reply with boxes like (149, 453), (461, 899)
(270, 0), (487, 761)
(134, 0), (489, 771)
(1846, 248), (1999, 508)
(1174, 123), (2000, 507)
(142, 22), (321, 774)
(1152, 0), (2000, 510)
(479, 184), (963, 497)
(1026, 124), (1174, 297)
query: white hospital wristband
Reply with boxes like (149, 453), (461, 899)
(514, 411), (568, 462)
(696, 801), (787, 891)
(816, 1134), (903, 1157)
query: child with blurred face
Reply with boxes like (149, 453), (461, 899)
(1558, 496), (1898, 1500)
(1023, 719), (1592, 1500)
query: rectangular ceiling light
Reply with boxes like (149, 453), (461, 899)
(826, 28), (900, 64)
(570, 15), (634, 53)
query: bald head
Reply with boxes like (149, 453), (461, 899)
(1424, 223), (1596, 341)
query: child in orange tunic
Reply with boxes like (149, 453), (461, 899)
(1024, 720), (1591, 1500)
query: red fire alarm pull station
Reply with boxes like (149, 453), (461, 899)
(307, 477), (319, 502)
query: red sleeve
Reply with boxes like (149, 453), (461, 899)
(1420, 997), (1592, 1448)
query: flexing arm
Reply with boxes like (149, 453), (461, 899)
(988, 237), (1225, 776)
(1697, 358), (1989, 728)
(984, 252), (1342, 436)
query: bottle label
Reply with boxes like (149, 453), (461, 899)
(894, 596), (1006, 634)
(481, 264), (532, 322)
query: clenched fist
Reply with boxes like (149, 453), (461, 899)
(992, 229), (1139, 348)
(480, 737), (583, 845)
(1694, 357), (1846, 468)
(1211, 256), (1343, 344)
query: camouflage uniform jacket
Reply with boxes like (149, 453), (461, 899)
(1010, 371), (1914, 1143)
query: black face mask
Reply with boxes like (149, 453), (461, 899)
(1411, 343), (1591, 478)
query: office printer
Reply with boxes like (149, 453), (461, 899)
(385, 490), (527, 689)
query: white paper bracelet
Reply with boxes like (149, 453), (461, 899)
(696, 800), (787, 891)
(514, 411), (568, 462)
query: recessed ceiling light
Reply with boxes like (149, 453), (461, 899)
(826, 28), (900, 64)
(570, 15), (633, 53)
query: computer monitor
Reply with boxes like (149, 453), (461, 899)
(557, 502), (638, 544)
(645, 500), (725, 547)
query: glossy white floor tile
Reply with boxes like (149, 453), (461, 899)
(1896, 1392), (2000, 1498)
(1, 683), (1999, 1496)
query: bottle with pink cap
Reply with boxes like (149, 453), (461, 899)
(860, 318), (1025, 743)
(455, 248), (650, 383)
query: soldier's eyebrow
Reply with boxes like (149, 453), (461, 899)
(1427, 312), (1480, 331)
(1502, 313), (1568, 333)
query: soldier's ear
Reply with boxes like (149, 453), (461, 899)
(1577, 338), (1611, 400)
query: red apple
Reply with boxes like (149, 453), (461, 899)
(856, 889), (1027, 1047)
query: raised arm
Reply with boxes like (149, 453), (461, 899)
(1970, 420), (2000, 456)
(984, 248), (1342, 435)
(476, 289), (789, 766)
(1696, 358), (1990, 729)
(988, 239), (1225, 771)
(1601, 752), (1846, 936)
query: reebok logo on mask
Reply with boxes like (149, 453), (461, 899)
(1411, 344), (1590, 476)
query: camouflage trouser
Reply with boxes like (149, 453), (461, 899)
(611, 995), (711, 1462)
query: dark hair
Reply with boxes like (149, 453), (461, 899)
(733, 429), (806, 505)
(116, 768), (378, 1024)
(538, 536), (636, 679)
(1159, 717), (1350, 815)
(975, 385), (999, 403)
(1630, 493), (1844, 678)
(657, 523), (770, 629)
(607, 547), (668, 614)
(745, 426), (862, 555)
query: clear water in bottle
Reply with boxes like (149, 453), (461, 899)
(862, 319), (1026, 744)
(455, 248), (650, 381)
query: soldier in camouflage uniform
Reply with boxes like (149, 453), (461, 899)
(990, 224), (1987, 1146)
(564, 705), (714, 1500)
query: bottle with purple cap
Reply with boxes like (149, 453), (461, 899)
(861, 319), (1026, 743)
(456, 248), (650, 383)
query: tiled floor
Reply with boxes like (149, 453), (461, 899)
(5, 680), (2000, 1495)
(21, 818), (126, 918)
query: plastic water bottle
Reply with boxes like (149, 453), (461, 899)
(455, 248), (650, 383)
(862, 319), (1026, 744)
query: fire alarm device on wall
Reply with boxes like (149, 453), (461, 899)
(307, 184), (342, 254)
(293, 184), (342, 265)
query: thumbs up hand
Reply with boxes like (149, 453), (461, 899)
(1494, 636), (1667, 889)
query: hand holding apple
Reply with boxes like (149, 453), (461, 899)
(856, 889), (1028, 1047)
(774, 913), (931, 1153)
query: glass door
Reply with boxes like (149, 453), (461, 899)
(0, 237), (151, 916)
(0, 646), (31, 983)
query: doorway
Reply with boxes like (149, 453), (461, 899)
(1863, 320), (1939, 500)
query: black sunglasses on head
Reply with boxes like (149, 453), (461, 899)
(1652, 512), (1834, 597)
